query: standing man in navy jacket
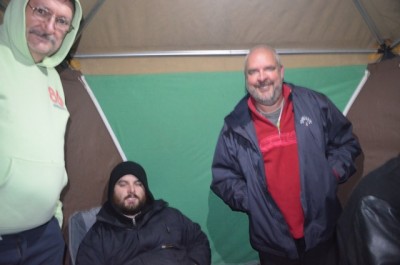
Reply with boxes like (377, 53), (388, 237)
(211, 45), (361, 265)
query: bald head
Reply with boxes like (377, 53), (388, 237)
(244, 45), (282, 74)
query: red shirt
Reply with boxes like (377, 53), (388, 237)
(248, 84), (304, 239)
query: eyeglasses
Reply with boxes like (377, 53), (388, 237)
(27, 2), (74, 33)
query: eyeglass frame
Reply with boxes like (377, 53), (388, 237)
(27, 1), (74, 33)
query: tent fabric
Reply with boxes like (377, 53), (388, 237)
(60, 67), (123, 265)
(75, 0), (399, 55)
(73, 53), (372, 76)
(339, 56), (400, 203)
(70, 0), (399, 75)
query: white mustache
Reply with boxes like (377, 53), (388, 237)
(29, 29), (56, 45)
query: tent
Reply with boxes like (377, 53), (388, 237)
(60, 57), (400, 265)
(1, 0), (399, 264)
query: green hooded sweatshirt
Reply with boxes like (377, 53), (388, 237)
(0, 0), (82, 235)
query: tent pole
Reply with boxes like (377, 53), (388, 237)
(75, 0), (106, 42)
(391, 38), (400, 49)
(73, 48), (376, 59)
(352, 0), (384, 46)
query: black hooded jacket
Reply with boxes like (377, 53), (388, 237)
(76, 199), (211, 265)
(337, 155), (400, 265)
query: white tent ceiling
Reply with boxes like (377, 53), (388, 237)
(75, 0), (399, 57)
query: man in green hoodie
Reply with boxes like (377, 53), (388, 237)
(0, 0), (82, 264)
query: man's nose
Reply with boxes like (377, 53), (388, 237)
(127, 184), (136, 194)
(43, 16), (57, 33)
(257, 71), (266, 82)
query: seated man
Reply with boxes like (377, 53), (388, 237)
(76, 161), (211, 265)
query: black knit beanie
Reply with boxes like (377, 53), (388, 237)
(108, 161), (154, 203)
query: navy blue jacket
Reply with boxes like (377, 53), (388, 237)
(76, 200), (211, 265)
(211, 83), (361, 259)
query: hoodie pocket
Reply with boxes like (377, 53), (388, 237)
(0, 157), (67, 231)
